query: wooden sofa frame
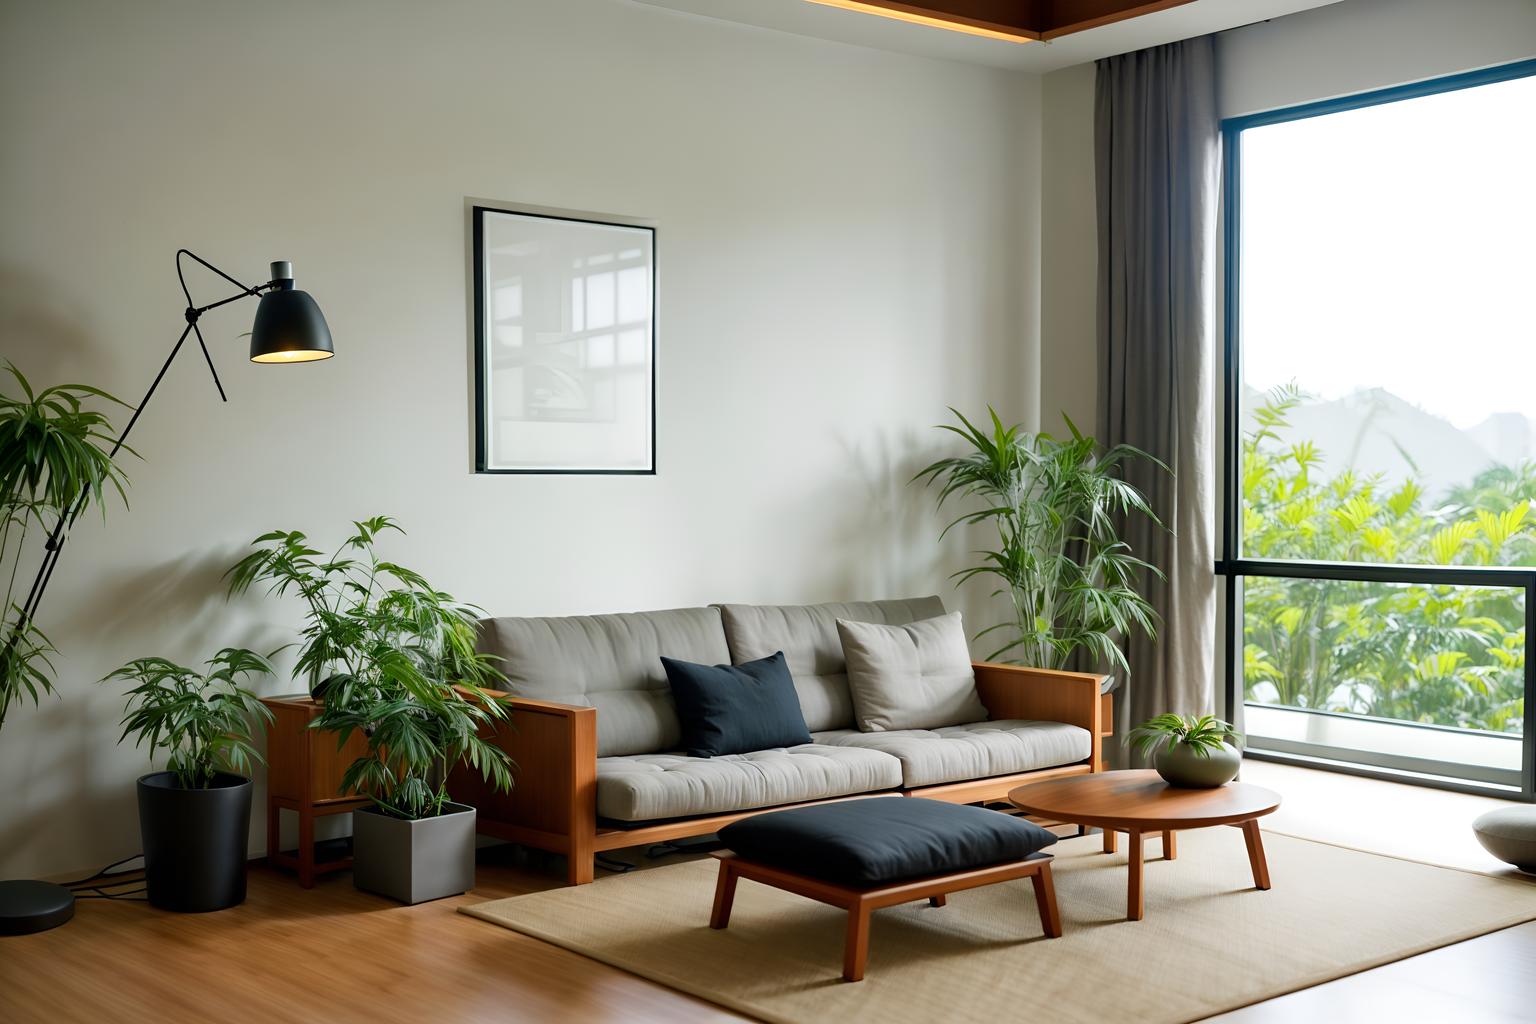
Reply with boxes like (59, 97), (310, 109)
(449, 662), (1110, 885)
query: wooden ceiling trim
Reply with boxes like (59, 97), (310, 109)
(804, 1), (1043, 43)
(804, 0), (1200, 43)
(1041, 0), (1197, 40)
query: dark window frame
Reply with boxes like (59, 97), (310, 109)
(1217, 57), (1536, 801)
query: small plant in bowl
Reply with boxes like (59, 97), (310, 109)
(1128, 713), (1243, 789)
(104, 648), (275, 911)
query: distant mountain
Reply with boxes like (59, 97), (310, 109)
(1467, 412), (1536, 470)
(1243, 387), (1527, 501)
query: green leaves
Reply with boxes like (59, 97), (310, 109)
(1127, 712), (1241, 759)
(917, 407), (1165, 672)
(229, 516), (513, 819)
(1242, 389), (1532, 733)
(102, 648), (276, 789)
(0, 362), (131, 514)
(1, 363), (132, 729)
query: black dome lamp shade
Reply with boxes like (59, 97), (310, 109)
(0, 249), (333, 935)
(249, 261), (334, 363)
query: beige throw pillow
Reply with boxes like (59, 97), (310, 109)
(836, 612), (987, 732)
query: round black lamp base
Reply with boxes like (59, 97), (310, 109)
(0, 880), (75, 935)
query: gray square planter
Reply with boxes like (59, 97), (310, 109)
(351, 801), (476, 904)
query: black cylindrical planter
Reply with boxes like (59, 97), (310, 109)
(136, 771), (252, 913)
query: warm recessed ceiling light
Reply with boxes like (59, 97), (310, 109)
(804, 0), (1036, 44)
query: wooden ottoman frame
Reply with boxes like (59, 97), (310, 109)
(708, 851), (1062, 982)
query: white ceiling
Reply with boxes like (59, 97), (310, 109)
(631, 0), (1345, 72)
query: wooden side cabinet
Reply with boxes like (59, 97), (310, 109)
(261, 696), (370, 888)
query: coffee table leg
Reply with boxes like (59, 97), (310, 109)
(1241, 819), (1271, 890)
(843, 903), (872, 982)
(1032, 863), (1063, 938)
(1102, 827), (1118, 854)
(1127, 829), (1145, 920)
(1163, 830), (1177, 860)
(710, 860), (739, 929)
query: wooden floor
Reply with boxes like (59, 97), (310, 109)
(1, 762), (1532, 1024)
(0, 842), (740, 1024)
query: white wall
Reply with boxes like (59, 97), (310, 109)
(0, 0), (1041, 878)
(1040, 62), (1098, 435)
(1220, 0), (1536, 117)
(1036, 0), (1536, 430)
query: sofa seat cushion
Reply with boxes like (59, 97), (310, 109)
(719, 797), (1058, 886)
(812, 720), (1092, 789)
(595, 745), (902, 822)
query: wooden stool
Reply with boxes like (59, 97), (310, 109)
(260, 696), (370, 887)
(708, 851), (1061, 982)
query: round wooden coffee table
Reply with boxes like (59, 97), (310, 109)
(1008, 769), (1281, 921)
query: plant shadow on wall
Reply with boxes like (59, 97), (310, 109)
(1244, 384), (1529, 734)
(914, 408), (1166, 681)
(226, 515), (515, 904)
(834, 427), (962, 605)
(72, 548), (257, 650)
(0, 266), (102, 378)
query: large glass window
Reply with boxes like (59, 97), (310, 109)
(1221, 60), (1536, 797)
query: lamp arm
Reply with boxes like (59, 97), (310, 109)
(5, 250), (274, 651)
(175, 249), (282, 405)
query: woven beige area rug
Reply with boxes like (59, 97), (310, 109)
(461, 829), (1536, 1024)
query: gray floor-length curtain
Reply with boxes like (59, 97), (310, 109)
(1095, 37), (1220, 763)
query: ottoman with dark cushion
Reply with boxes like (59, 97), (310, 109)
(709, 797), (1062, 981)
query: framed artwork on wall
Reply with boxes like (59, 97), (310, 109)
(472, 204), (656, 474)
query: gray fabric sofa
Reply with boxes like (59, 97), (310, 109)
(449, 597), (1109, 884)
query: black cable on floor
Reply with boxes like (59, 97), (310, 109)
(594, 852), (637, 874)
(61, 853), (144, 889)
(73, 887), (147, 900)
(646, 835), (724, 859)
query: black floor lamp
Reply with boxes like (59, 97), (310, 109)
(0, 250), (335, 936)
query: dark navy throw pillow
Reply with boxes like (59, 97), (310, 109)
(660, 651), (813, 758)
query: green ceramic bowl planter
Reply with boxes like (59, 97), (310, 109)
(1128, 713), (1244, 788)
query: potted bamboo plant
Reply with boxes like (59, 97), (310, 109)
(313, 673), (512, 903)
(915, 408), (1164, 681)
(226, 516), (512, 904)
(103, 648), (275, 911)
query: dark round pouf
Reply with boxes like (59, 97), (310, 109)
(0, 879), (75, 935)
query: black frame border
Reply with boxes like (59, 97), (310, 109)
(471, 203), (658, 476)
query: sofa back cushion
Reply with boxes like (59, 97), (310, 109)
(837, 612), (987, 731)
(717, 597), (946, 732)
(479, 606), (730, 757)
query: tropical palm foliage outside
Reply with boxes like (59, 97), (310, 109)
(1243, 385), (1528, 735)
